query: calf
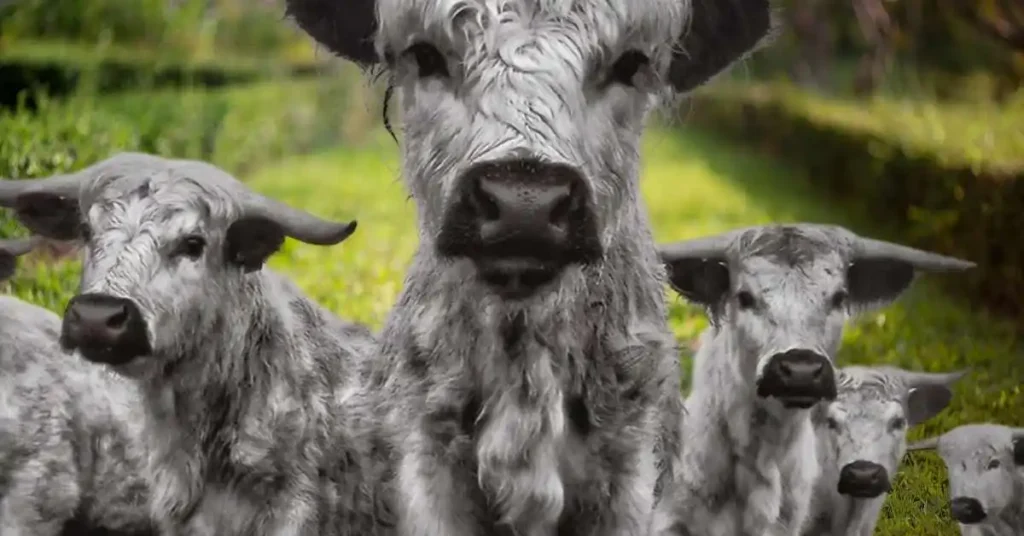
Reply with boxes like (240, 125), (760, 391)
(909, 424), (1024, 535)
(804, 365), (966, 536)
(0, 153), (393, 536)
(652, 223), (974, 536)
(0, 237), (155, 536)
(283, 0), (778, 534)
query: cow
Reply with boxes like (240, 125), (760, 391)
(908, 424), (1024, 536)
(804, 365), (967, 536)
(650, 223), (975, 536)
(282, 0), (778, 534)
(0, 153), (394, 536)
(0, 236), (156, 536)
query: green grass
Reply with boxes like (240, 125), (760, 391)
(237, 125), (1021, 535)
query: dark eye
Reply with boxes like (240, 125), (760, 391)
(987, 459), (1001, 470)
(826, 417), (839, 431)
(831, 290), (849, 310)
(405, 42), (449, 78)
(174, 235), (206, 260)
(736, 290), (756, 310)
(889, 417), (906, 431)
(609, 50), (650, 87)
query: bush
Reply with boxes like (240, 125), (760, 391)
(683, 81), (1024, 319)
(0, 40), (324, 110)
(0, 74), (359, 239)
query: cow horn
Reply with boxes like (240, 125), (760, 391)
(0, 173), (83, 208)
(240, 193), (357, 246)
(0, 236), (41, 257)
(658, 230), (739, 261)
(851, 237), (975, 272)
(906, 437), (939, 451)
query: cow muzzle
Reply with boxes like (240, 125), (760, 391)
(756, 349), (837, 408)
(837, 460), (891, 498)
(950, 497), (987, 524)
(436, 158), (602, 300)
(61, 293), (151, 365)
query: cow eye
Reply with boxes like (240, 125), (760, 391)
(174, 235), (207, 260)
(889, 416), (906, 431)
(609, 50), (650, 87)
(987, 459), (1001, 470)
(830, 290), (848, 310)
(405, 42), (449, 79)
(736, 290), (757, 310)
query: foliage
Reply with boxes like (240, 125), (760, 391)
(0, 73), (362, 245)
(0, 39), (324, 110)
(682, 80), (1024, 319)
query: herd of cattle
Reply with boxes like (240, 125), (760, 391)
(1, 0), (1021, 535)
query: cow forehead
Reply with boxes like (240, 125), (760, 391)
(85, 174), (233, 227)
(378, 0), (685, 53)
(940, 426), (1012, 458)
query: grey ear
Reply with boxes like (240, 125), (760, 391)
(663, 257), (731, 307)
(906, 385), (955, 427)
(1013, 433), (1024, 466)
(0, 237), (39, 281)
(668, 0), (777, 93)
(225, 217), (287, 273)
(14, 192), (82, 241)
(285, 0), (379, 65)
(847, 258), (916, 309)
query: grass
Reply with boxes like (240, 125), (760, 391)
(236, 124), (1021, 535)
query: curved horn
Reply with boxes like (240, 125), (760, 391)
(900, 369), (970, 388)
(0, 173), (83, 208)
(852, 237), (975, 272)
(240, 193), (357, 246)
(658, 230), (739, 261)
(0, 236), (41, 257)
(906, 436), (940, 451)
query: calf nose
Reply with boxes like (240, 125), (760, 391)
(837, 461), (891, 498)
(756, 349), (837, 407)
(950, 497), (986, 524)
(437, 158), (601, 299)
(61, 293), (150, 365)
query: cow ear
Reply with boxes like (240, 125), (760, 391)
(663, 257), (731, 307)
(668, 0), (777, 93)
(225, 217), (286, 273)
(1013, 433), (1024, 466)
(285, 0), (379, 65)
(905, 385), (954, 427)
(14, 192), (82, 241)
(846, 258), (916, 311)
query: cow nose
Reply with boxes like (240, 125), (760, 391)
(61, 293), (151, 365)
(836, 461), (891, 498)
(950, 497), (986, 524)
(756, 349), (837, 407)
(437, 158), (602, 299)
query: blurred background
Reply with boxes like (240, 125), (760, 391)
(0, 1), (1021, 534)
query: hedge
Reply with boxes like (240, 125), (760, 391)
(683, 81), (1024, 320)
(0, 40), (324, 110)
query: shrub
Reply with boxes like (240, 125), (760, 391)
(683, 81), (1024, 319)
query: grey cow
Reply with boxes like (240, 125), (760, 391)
(0, 237), (155, 536)
(284, 0), (776, 534)
(804, 365), (967, 536)
(0, 153), (394, 536)
(908, 424), (1024, 535)
(651, 223), (974, 536)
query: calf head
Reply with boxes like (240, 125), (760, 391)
(814, 366), (966, 499)
(286, 0), (777, 300)
(0, 237), (39, 282)
(909, 424), (1024, 526)
(0, 153), (356, 377)
(660, 223), (974, 408)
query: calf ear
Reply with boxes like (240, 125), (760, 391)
(663, 257), (731, 307)
(668, 0), (777, 93)
(225, 217), (287, 273)
(285, 0), (379, 65)
(906, 384), (955, 427)
(846, 258), (916, 311)
(1013, 433), (1024, 466)
(14, 192), (82, 241)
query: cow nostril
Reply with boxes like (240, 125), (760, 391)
(549, 195), (572, 230)
(106, 304), (129, 329)
(778, 360), (794, 378)
(469, 179), (501, 221)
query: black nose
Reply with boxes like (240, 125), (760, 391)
(836, 461), (891, 498)
(61, 293), (151, 365)
(756, 349), (836, 407)
(950, 497), (986, 524)
(437, 158), (601, 299)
